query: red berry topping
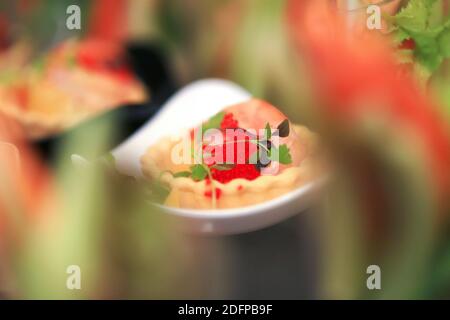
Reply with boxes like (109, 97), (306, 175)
(399, 38), (416, 50)
(211, 164), (260, 184)
(187, 111), (264, 188)
(204, 128), (257, 166)
(220, 112), (239, 129)
(204, 187), (222, 199)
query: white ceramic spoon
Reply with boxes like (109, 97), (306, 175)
(111, 79), (324, 235)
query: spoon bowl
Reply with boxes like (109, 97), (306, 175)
(112, 79), (251, 177)
(112, 79), (324, 235)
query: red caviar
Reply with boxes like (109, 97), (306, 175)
(210, 130), (256, 165)
(201, 112), (258, 166)
(204, 187), (222, 199)
(191, 111), (263, 188)
(220, 112), (239, 129)
(210, 112), (261, 183)
(211, 164), (260, 184)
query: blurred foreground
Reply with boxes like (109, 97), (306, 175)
(0, 0), (449, 299)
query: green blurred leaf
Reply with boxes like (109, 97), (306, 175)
(395, 0), (429, 32)
(202, 112), (224, 132)
(270, 144), (292, 165)
(173, 171), (191, 178)
(190, 164), (208, 181)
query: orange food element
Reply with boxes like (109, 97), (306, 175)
(287, 0), (450, 199)
(0, 114), (54, 235)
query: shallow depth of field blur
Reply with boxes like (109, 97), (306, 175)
(0, 0), (449, 299)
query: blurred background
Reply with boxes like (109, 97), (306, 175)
(0, 0), (449, 299)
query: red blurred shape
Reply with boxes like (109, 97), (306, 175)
(287, 1), (450, 199)
(88, 0), (128, 44)
(0, 115), (54, 235)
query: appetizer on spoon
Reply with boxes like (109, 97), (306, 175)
(141, 99), (321, 210)
(111, 79), (324, 234)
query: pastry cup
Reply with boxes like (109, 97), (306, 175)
(0, 104), (84, 140)
(0, 68), (147, 140)
(141, 125), (320, 209)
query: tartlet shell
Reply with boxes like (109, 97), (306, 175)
(141, 125), (320, 209)
(0, 103), (86, 139)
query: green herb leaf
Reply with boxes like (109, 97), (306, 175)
(390, 0), (450, 73)
(394, 0), (428, 32)
(392, 28), (412, 45)
(190, 164), (209, 181)
(211, 164), (235, 171)
(438, 27), (450, 57)
(270, 144), (292, 165)
(173, 171), (191, 178)
(264, 123), (272, 140)
(202, 112), (225, 132)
